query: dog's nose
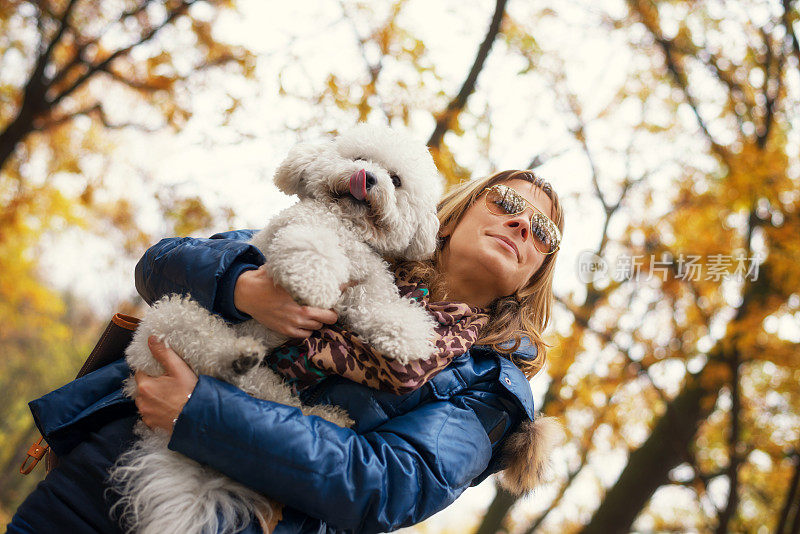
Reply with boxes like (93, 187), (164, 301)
(364, 171), (377, 190)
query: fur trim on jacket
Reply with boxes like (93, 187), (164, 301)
(498, 415), (564, 495)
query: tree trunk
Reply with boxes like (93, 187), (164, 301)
(776, 450), (800, 534)
(474, 485), (516, 534)
(0, 92), (44, 173)
(716, 353), (742, 533)
(579, 375), (714, 534)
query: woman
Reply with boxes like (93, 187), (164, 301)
(9, 169), (564, 534)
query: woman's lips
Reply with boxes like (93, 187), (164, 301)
(491, 235), (519, 260)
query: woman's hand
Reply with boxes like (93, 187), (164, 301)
(234, 264), (339, 338)
(134, 336), (198, 435)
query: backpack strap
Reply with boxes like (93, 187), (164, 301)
(19, 313), (140, 475)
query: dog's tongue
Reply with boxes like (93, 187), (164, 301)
(349, 169), (368, 201)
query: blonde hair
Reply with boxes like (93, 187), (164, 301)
(401, 170), (565, 379)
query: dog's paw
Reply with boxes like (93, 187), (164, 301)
(230, 337), (267, 375)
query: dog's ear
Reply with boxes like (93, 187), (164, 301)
(404, 210), (440, 261)
(274, 143), (328, 197)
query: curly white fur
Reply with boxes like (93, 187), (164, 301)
(109, 422), (276, 534)
(109, 124), (443, 534)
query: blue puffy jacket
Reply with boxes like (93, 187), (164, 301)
(9, 230), (538, 534)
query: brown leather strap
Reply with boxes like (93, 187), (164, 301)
(20, 436), (49, 475)
(111, 313), (141, 330)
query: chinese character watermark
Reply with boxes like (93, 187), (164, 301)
(576, 251), (762, 283)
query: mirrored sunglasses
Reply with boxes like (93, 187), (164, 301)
(483, 184), (561, 255)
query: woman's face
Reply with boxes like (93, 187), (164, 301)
(442, 179), (554, 303)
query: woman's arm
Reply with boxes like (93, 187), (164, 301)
(134, 230), (263, 321)
(166, 374), (520, 533)
(135, 230), (337, 334)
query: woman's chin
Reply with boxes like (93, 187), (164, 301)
(477, 257), (514, 288)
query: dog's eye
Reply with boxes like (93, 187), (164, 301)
(391, 174), (402, 188)
(354, 156), (369, 162)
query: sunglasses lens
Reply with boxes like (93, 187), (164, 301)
(484, 185), (561, 255)
(485, 186), (525, 216)
(531, 215), (559, 254)
(532, 227), (554, 254)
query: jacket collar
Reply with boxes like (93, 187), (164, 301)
(495, 356), (535, 420)
(466, 345), (535, 421)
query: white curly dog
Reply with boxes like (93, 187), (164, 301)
(110, 123), (444, 534)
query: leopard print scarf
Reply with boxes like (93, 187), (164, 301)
(265, 264), (490, 395)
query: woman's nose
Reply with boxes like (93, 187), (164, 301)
(505, 215), (529, 241)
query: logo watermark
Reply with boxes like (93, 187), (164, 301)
(577, 251), (763, 284)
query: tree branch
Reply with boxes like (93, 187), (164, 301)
(521, 421), (595, 534)
(544, 69), (645, 258)
(339, 0), (395, 122)
(37, 0), (80, 75)
(48, 1), (195, 109)
(525, 146), (573, 172)
(578, 243), (773, 534)
(41, 103), (159, 132)
(47, 1), (156, 90)
(625, 0), (728, 162)
(567, 100), (608, 213)
(101, 52), (235, 93)
(427, 0), (508, 148)
(758, 26), (785, 149)
(0, 0), (80, 170)
(474, 486), (516, 534)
